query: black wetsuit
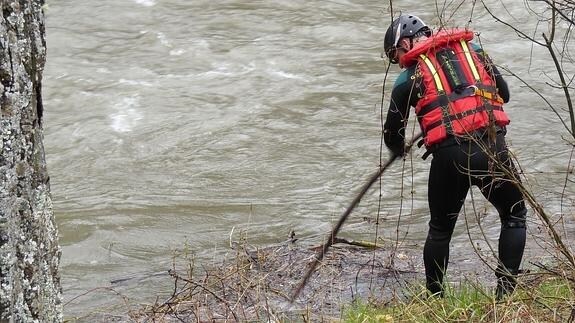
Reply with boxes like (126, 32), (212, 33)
(383, 44), (527, 296)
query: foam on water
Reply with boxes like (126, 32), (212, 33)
(267, 68), (306, 80)
(132, 0), (155, 7)
(110, 97), (143, 133)
(199, 62), (257, 77)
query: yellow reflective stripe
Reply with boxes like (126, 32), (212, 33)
(474, 87), (504, 104)
(460, 40), (480, 81)
(419, 54), (444, 92)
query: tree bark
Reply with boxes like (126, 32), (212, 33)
(0, 0), (62, 322)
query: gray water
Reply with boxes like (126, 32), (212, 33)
(43, 0), (574, 317)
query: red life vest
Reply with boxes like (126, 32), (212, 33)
(400, 29), (510, 148)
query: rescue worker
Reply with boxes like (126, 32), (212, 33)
(382, 14), (527, 299)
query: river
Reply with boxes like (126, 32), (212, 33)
(42, 0), (574, 318)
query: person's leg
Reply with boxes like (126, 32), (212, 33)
(425, 145), (470, 295)
(477, 136), (527, 298)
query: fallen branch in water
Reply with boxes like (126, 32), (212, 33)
(333, 237), (384, 249)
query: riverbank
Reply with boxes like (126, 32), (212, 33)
(63, 233), (572, 322)
(130, 240), (572, 322)
(129, 238), (422, 321)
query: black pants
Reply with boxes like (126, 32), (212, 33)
(423, 133), (527, 295)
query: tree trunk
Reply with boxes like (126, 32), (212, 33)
(0, 0), (62, 322)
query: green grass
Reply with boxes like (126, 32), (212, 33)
(344, 275), (574, 322)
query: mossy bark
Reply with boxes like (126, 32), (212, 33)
(0, 0), (62, 322)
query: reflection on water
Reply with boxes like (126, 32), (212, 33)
(43, 0), (574, 316)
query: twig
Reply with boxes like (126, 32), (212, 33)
(167, 269), (240, 322)
(542, 32), (575, 138)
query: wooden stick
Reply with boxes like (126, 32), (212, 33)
(333, 237), (383, 249)
(289, 133), (423, 302)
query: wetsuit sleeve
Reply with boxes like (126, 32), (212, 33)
(472, 43), (510, 103)
(384, 69), (415, 155)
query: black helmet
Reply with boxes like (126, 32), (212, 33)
(384, 14), (431, 64)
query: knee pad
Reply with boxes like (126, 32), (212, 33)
(427, 226), (453, 241)
(502, 219), (526, 229)
(503, 207), (527, 229)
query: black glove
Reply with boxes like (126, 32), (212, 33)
(389, 142), (405, 157)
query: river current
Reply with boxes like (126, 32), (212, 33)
(42, 0), (574, 317)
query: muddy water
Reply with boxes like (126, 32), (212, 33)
(42, 0), (574, 317)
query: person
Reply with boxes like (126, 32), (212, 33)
(382, 14), (527, 299)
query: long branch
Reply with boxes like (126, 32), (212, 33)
(289, 133), (422, 302)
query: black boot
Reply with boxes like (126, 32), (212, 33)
(426, 279), (445, 298)
(495, 267), (518, 300)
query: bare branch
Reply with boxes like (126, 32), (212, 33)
(542, 32), (575, 137)
(480, 0), (547, 46)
